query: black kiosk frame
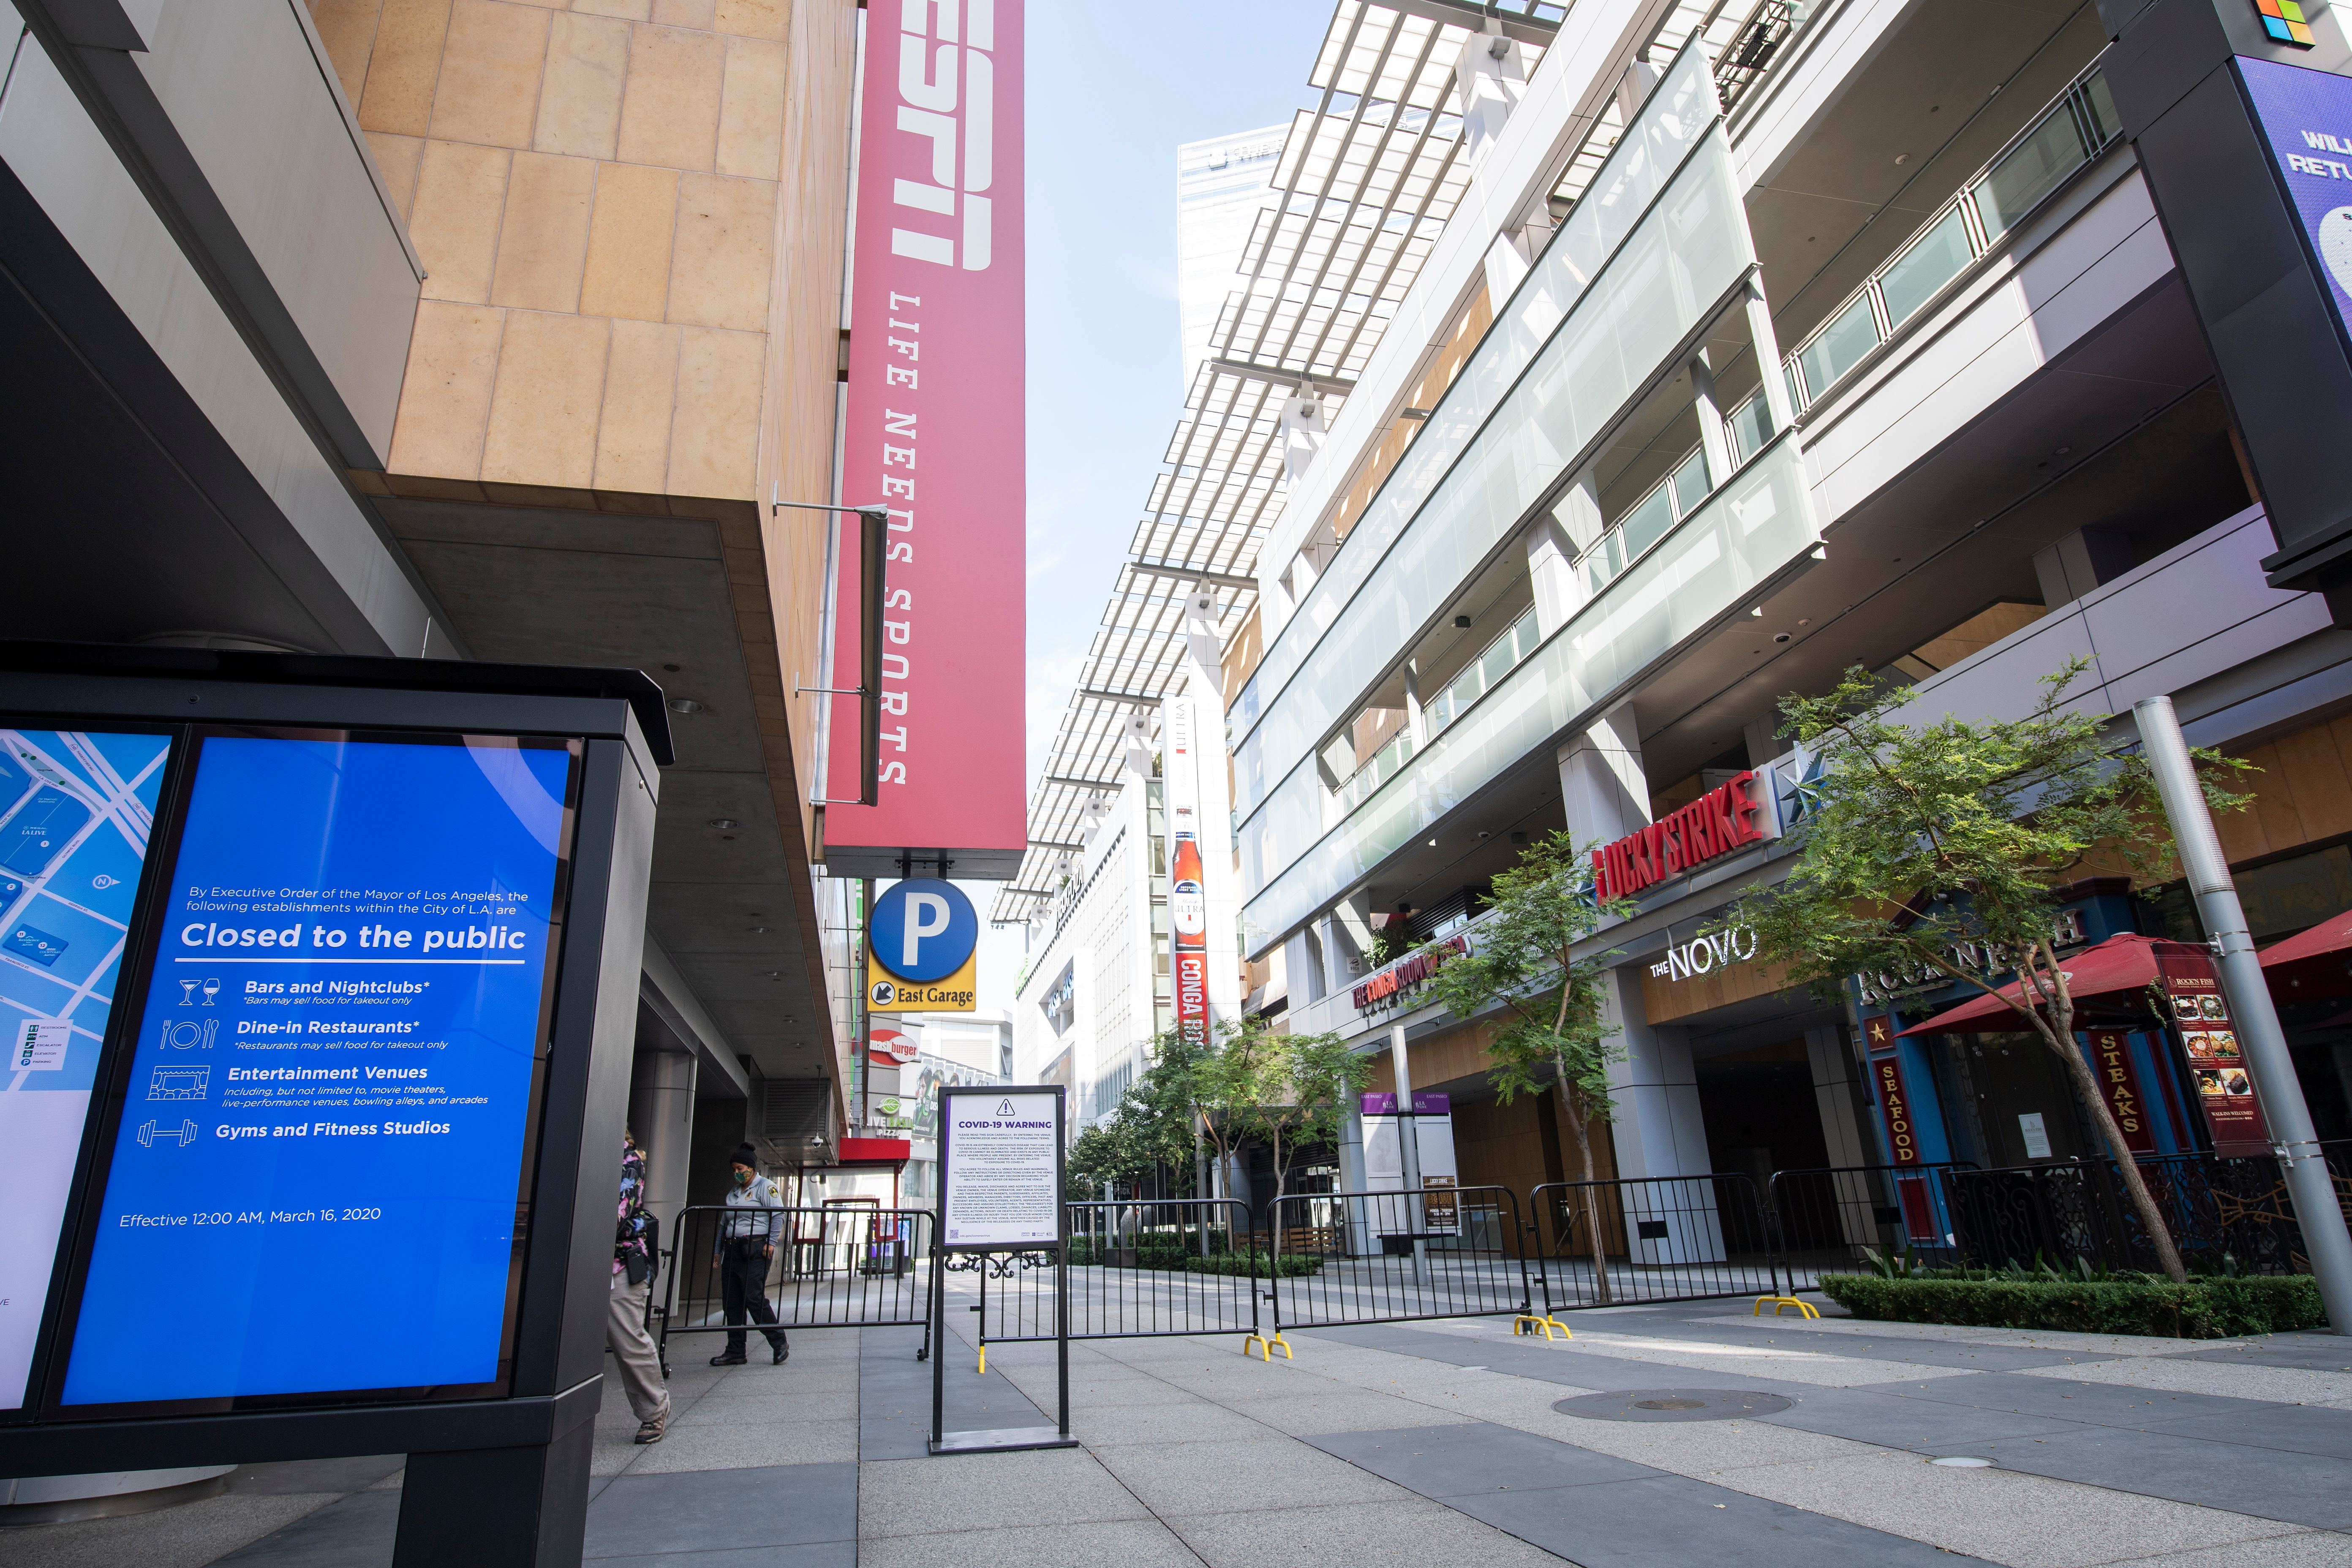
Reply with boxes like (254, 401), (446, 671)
(928, 1082), (1075, 1454)
(0, 644), (664, 1568)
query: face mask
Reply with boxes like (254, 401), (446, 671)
(733, 1167), (754, 1187)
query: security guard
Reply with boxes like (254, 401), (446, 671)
(711, 1143), (788, 1365)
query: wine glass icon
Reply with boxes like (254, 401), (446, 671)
(200, 978), (220, 1007)
(178, 980), (200, 1007)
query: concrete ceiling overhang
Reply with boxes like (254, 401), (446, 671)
(375, 498), (838, 1093)
(1743, 0), (2110, 349)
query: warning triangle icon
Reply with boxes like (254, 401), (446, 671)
(996, 1098), (1016, 1115)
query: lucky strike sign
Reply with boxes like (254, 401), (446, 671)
(1591, 771), (1768, 902)
(823, 0), (1026, 876)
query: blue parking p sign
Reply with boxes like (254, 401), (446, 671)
(869, 879), (977, 982)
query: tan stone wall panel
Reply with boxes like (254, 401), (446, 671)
(409, 140), (512, 303)
(716, 36), (787, 181)
(356, 0), (451, 136)
(576, 0), (656, 18)
(617, 26), (726, 172)
(387, 301), (506, 477)
(534, 13), (630, 160)
(580, 163), (681, 322)
(596, 319), (683, 493)
(669, 327), (764, 499)
(650, 0), (716, 28)
(667, 173), (774, 331)
(429, 0), (550, 150)
(363, 131), (425, 220)
(307, 0), (384, 108)
(482, 311), (611, 487)
(491, 151), (596, 311)
(715, 0), (786, 41)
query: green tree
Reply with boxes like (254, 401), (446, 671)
(1067, 1119), (1151, 1195)
(1428, 830), (1632, 1302)
(1232, 1019), (1366, 1206)
(1724, 661), (2250, 1285)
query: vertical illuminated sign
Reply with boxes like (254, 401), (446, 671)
(1162, 696), (1208, 1048)
(0, 728), (173, 1410)
(824, 0), (1026, 877)
(2155, 944), (2271, 1157)
(60, 732), (578, 1410)
(2240, 57), (2352, 343)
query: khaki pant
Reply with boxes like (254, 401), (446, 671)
(607, 1270), (669, 1423)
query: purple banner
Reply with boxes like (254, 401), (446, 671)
(1360, 1091), (1451, 1116)
(2239, 55), (2352, 338)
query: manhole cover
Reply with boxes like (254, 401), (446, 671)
(1552, 1389), (1794, 1422)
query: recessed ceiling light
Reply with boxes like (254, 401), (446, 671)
(749, 925), (770, 933)
(708, 818), (740, 830)
(662, 663), (682, 672)
(668, 698), (705, 714)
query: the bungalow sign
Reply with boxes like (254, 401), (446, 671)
(1353, 934), (1469, 1014)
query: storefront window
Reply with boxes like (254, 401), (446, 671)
(2148, 841), (2352, 944)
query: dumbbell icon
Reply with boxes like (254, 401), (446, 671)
(136, 1119), (198, 1149)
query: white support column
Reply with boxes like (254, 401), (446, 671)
(1285, 926), (1324, 1005)
(1456, 22), (1528, 163)
(1690, 350), (1732, 493)
(1745, 276), (1796, 436)
(1599, 967), (1723, 1261)
(627, 1049), (696, 1246)
(1279, 391), (1325, 487)
(1528, 469), (1601, 636)
(1805, 1024), (1871, 1170)
(1402, 662), (1428, 748)
(1556, 701), (1647, 847)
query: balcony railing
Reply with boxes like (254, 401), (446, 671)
(1714, 0), (1797, 115)
(1774, 63), (2123, 417)
(1575, 445), (1712, 599)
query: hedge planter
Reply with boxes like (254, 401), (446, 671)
(1817, 1274), (2326, 1338)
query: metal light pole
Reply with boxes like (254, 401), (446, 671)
(2135, 695), (2352, 1334)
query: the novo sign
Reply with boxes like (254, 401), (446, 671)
(1352, 934), (1468, 1013)
(1591, 771), (1767, 902)
(824, 0), (1026, 879)
(1647, 925), (1757, 982)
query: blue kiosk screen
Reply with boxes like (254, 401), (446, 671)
(63, 732), (577, 1407)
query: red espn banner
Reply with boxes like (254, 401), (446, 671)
(823, 0), (1026, 877)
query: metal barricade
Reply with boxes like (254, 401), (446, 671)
(659, 1205), (933, 1369)
(965, 1200), (1261, 1351)
(1266, 1187), (1535, 1335)
(1948, 1145), (2352, 1276)
(1527, 1173), (1781, 1309)
(1766, 1163), (1977, 1287)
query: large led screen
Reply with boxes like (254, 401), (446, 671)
(2241, 55), (2352, 341)
(0, 727), (174, 1410)
(59, 731), (578, 1410)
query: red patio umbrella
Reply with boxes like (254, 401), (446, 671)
(1896, 933), (2194, 1035)
(2258, 908), (2352, 1001)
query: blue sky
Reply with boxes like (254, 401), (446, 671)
(958, 0), (1334, 1015)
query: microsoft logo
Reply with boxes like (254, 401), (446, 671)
(2254, 0), (2317, 47)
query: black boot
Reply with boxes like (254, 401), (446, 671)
(770, 1338), (789, 1365)
(710, 1350), (747, 1366)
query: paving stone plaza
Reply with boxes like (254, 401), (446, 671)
(12, 1287), (2349, 1567)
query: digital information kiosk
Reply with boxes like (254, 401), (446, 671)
(0, 644), (663, 1568)
(929, 1083), (1074, 1454)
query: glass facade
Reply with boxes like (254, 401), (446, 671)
(1244, 435), (1819, 950)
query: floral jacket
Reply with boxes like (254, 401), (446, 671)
(615, 1136), (653, 1277)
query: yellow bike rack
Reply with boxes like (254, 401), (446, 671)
(1243, 1332), (1293, 1361)
(977, 1345), (987, 1374)
(1512, 1314), (1572, 1340)
(1753, 1295), (1820, 1319)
